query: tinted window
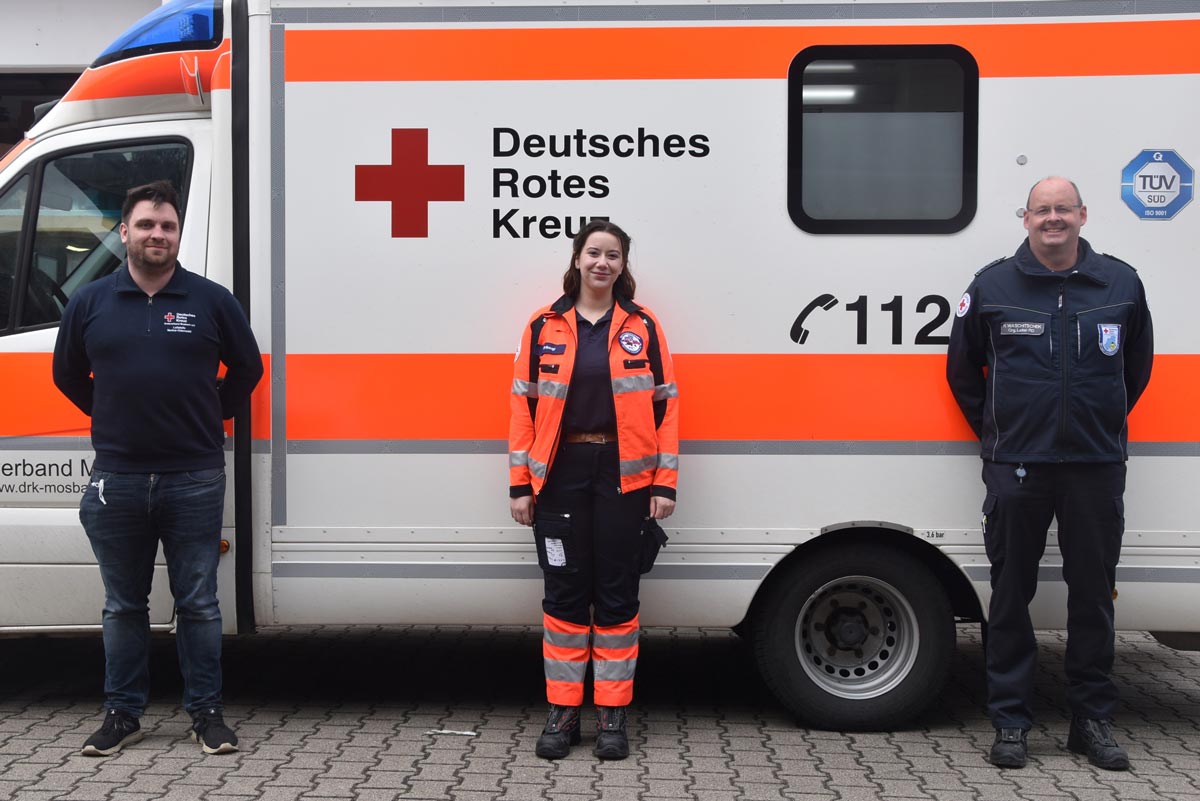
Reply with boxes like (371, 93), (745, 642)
(788, 45), (978, 234)
(0, 176), (30, 330)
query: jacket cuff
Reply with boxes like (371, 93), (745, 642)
(651, 486), (676, 501)
(510, 484), (534, 499)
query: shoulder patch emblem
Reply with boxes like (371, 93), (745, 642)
(618, 331), (644, 355)
(956, 293), (971, 317)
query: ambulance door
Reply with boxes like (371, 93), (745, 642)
(0, 123), (210, 630)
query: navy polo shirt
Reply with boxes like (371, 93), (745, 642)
(561, 306), (618, 434)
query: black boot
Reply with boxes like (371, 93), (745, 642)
(535, 704), (581, 759)
(1067, 717), (1130, 771)
(594, 706), (629, 760)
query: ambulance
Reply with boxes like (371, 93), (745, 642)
(1, 0), (1197, 729)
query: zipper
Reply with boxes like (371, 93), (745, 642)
(146, 295), (153, 334)
(541, 317), (575, 491)
(1057, 281), (1069, 453)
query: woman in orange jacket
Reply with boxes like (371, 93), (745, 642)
(508, 220), (679, 760)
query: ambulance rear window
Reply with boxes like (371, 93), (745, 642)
(788, 45), (978, 235)
(92, 0), (222, 69)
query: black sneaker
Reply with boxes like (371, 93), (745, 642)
(594, 706), (629, 760)
(1067, 717), (1129, 771)
(190, 708), (239, 754)
(535, 704), (581, 759)
(82, 709), (144, 756)
(989, 727), (1028, 768)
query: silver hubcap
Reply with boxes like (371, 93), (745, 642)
(794, 575), (920, 700)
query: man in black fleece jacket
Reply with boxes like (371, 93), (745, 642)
(53, 181), (262, 757)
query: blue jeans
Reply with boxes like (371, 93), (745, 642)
(80, 468), (227, 717)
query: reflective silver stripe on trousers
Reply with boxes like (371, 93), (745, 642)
(544, 658), (588, 682)
(620, 455), (658, 475)
(530, 458), (549, 479)
(593, 659), (637, 682)
(593, 631), (640, 649)
(509, 451), (529, 467)
(544, 629), (590, 649)
(512, 378), (536, 398)
(612, 374), (655, 394)
(656, 453), (679, 470)
(653, 382), (679, 401)
(538, 379), (569, 400)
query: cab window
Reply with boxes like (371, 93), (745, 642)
(788, 45), (978, 235)
(0, 140), (191, 334)
(0, 176), (31, 329)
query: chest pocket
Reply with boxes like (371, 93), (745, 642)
(1075, 304), (1134, 375)
(987, 308), (1055, 377)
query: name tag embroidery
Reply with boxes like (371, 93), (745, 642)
(1000, 322), (1045, 336)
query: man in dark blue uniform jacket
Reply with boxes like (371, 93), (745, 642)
(53, 181), (263, 757)
(947, 176), (1153, 771)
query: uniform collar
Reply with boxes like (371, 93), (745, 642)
(1013, 238), (1109, 286)
(113, 261), (191, 296)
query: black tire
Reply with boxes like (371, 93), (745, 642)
(751, 545), (954, 730)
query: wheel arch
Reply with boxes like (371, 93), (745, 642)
(742, 521), (984, 631)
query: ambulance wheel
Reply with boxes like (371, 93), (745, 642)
(751, 546), (953, 730)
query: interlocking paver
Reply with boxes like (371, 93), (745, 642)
(1, 627), (1198, 801)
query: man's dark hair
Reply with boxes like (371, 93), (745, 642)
(121, 180), (181, 223)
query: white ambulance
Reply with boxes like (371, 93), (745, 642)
(1, 0), (1197, 729)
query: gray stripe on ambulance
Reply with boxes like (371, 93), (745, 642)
(270, 19), (289, 526)
(273, 2), (1200, 24)
(960, 565), (1200, 584)
(278, 440), (1199, 457)
(271, 563), (772, 580)
(0, 437), (271, 453)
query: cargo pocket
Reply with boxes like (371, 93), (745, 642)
(638, 517), (669, 575)
(534, 507), (575, 573)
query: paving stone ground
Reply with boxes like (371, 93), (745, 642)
(1, 626), (1198, 800)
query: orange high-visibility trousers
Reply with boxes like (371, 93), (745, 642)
(543, 614), (590, 706)
(542, 613), (640, 706)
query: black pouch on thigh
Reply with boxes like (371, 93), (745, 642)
(638, 517), (669, 575)
(534, 507), (575, 573)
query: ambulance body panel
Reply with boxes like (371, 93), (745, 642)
(1, 0), (1197, 727)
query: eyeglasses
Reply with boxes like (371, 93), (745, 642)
(1026, 205), (1081, 218)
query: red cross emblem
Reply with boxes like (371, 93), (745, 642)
(355, 128), (465, 238)
(164, 313), (175, 322)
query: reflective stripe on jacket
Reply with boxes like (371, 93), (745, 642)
(509, 294), (679, 498)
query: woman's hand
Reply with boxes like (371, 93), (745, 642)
(649, 496), (675, 520)
(510, 495), (535, 526)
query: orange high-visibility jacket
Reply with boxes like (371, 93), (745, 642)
(509, 294), (679, 499)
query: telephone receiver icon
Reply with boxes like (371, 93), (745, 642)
(790, 293), (839, 345)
